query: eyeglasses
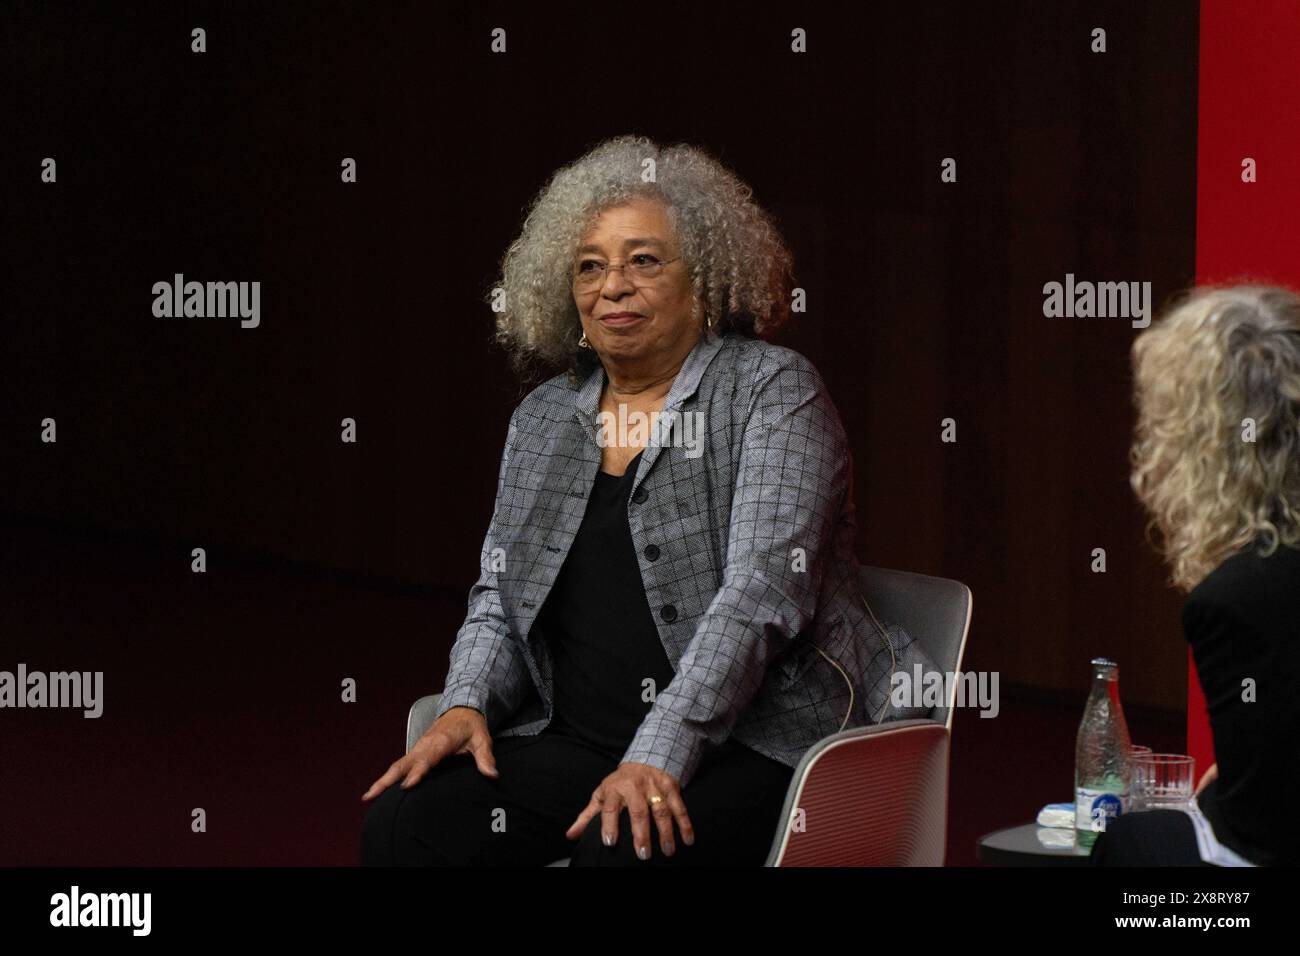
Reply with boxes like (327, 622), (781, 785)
(571, 253), (682, 292)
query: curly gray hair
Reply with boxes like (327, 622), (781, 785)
(485, 134), (796, 383)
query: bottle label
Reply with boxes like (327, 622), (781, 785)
(1076, 787), (1126, 832)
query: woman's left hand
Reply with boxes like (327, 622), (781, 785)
(565, 762), (695, 860)
(1195, 761), (1219, 796)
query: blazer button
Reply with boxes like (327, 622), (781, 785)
(643, 544), (660, 561)
(660, 604), (677, 622)
(632, 487), (648, 504)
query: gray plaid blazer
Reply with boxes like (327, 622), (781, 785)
(435, 331), (931, 787)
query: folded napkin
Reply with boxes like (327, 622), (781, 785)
(1036, 802), (1076, 828)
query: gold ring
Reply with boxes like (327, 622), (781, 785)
(648, 795), (664, 805)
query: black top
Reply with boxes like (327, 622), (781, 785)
(532, 450), (677, 757)
(1182, 540), (1300, 866)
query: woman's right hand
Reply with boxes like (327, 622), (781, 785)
(361, 706), (499, 801)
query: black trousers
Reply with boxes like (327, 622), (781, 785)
(1089, 810), (1216, 866)
(360, 725), (795, 866)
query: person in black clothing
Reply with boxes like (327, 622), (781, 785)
(362, 137), (898, 867)
(1176, 541), (1300, 865)
(1093, 284), (1300, 866)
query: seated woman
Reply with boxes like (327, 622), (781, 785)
(1093, 284), (1300, 866)
(359, 135), (931, 866)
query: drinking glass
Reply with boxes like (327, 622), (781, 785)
(1131, 753), (1195, 811)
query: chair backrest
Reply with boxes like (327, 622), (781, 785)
(407, 694), (442, 754)
(767, 719), (950, 866)
(858, 565), (972, 733)
(764, 567), (971, 866)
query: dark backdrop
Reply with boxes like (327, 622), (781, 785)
(1, 1), (1198, 864)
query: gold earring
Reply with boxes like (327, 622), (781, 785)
(705, 312), (714, 333)
(578, 331), (591, 349)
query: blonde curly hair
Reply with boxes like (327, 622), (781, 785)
(485, 134), (796, 384)
(1130, 283), (1300, 591)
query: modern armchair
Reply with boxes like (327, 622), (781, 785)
(406, 564), (972, 866)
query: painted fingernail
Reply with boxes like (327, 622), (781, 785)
(662, 843), (674, 856)
(603, 831), (613, 847)
(638, 846), (650, 860)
